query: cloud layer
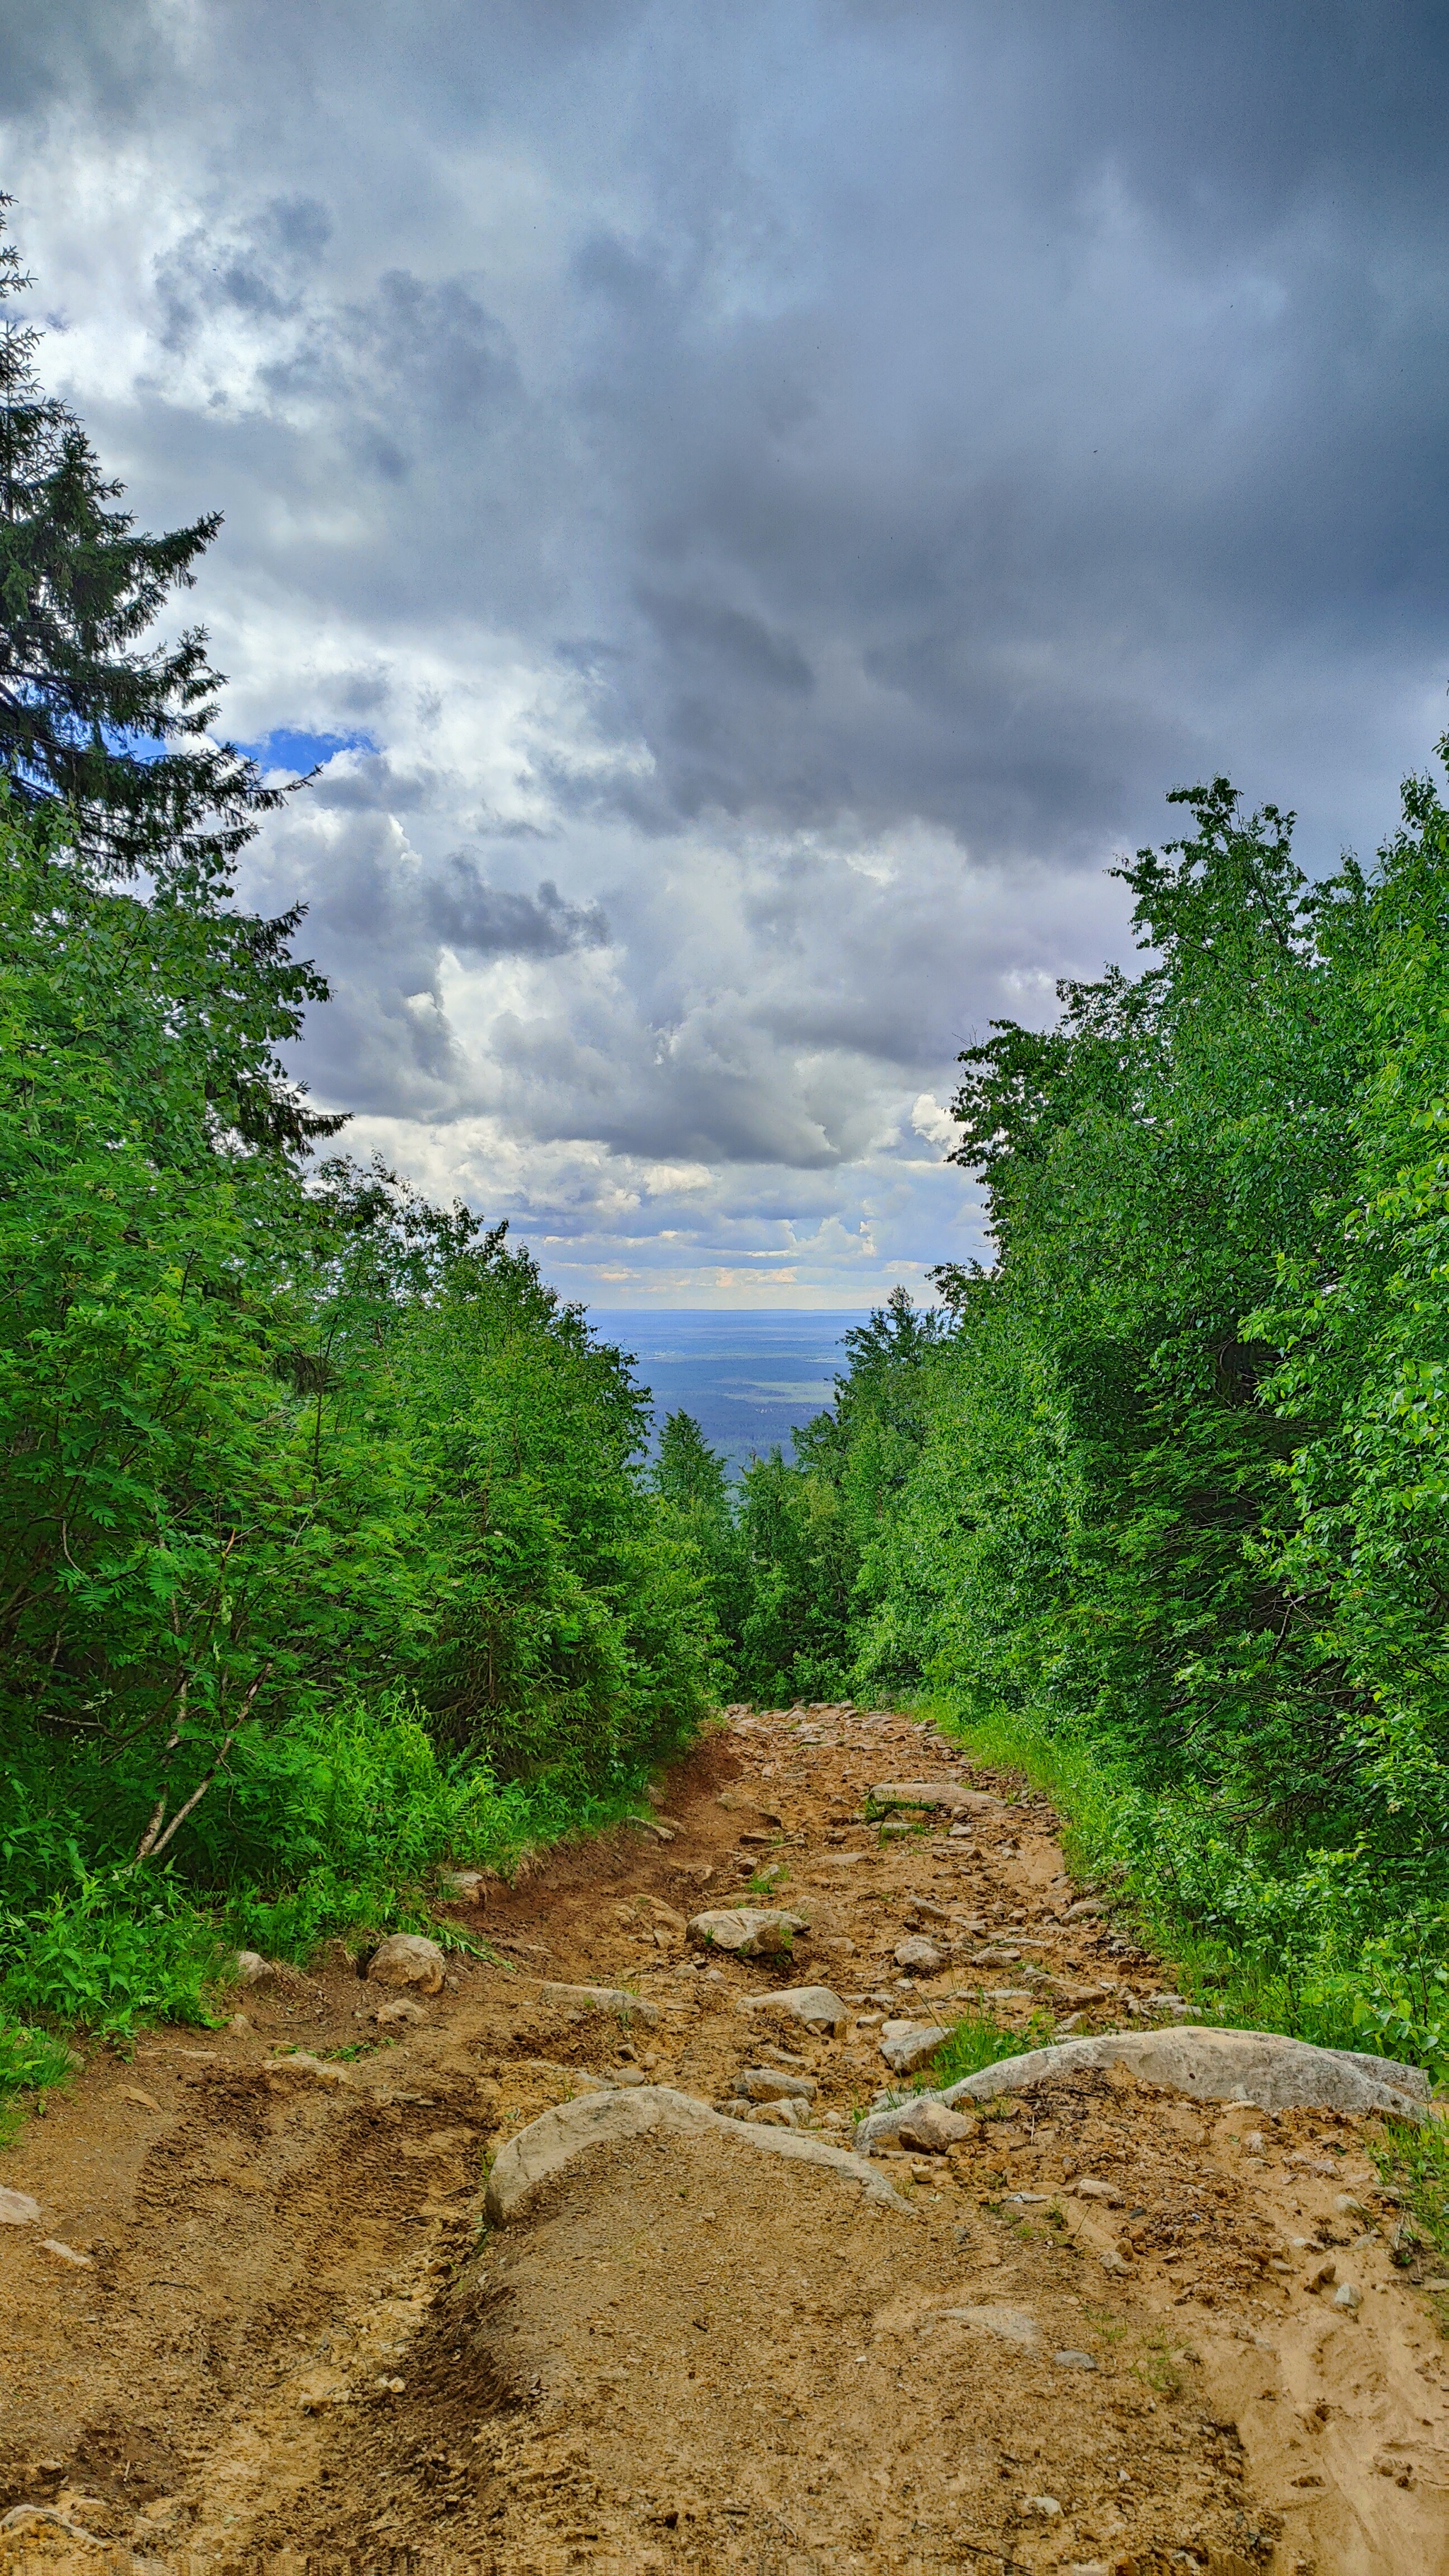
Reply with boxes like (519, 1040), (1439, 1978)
(4, 1), (1448, 1300)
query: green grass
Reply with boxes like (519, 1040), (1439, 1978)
(916, 2004), (1058, 2092)
(0, 1701), (694, 2144)
(0, 2018), (75, 2144)
(922, 1690), (1449, 2084)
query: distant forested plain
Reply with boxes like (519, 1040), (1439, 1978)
(3, 198), (1449, 2115)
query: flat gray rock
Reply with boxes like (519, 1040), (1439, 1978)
(483, 2084), (912, 2224)
(936, 2304), (1041, 2348)
(854, 2025), (1430, 2148)
(879, 2018), (952, 2074)
(538, 1981), (661, 2022)
(0, 2188), (40, 2226)
(737, 1983), (848, 2034)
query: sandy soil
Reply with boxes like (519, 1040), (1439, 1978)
(1, 1702), (1446, 2573)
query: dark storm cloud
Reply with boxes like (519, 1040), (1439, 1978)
(5, 0), (1449, 1288)
(427, 862), (608, 959)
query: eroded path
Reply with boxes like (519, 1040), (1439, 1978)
(1, 1704), (1447, 2572)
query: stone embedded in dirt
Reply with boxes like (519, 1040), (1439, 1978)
(1333, 2280), (1362, 2312)
(896, 2100), (974, 2152)
(1074, 2177), (1123, 2205)
(0, 2188), (41, 2226)
(937, 2304), (1041, 2347)
(853, 2023), (1433, 2149)
(878, 2020), (952, 2075)
(1305, 2256), (1337, 2292)
(738, 1985), (848, 2036)
(226, 2014), (251, 2035)
(366, 1934), (446, 1994)
(374, 1997), (429, 2030)
(439, 1869), (485, 1898)
(688, 1907), (806, 1958)
(0, 2505), (100, 2541)
(541, 1981), (662, 2025)
(894, 1936), (945, 1975)
(1024, 2495), (1063, 2519)
(717, 1789), (783, 1824)
(1053, 2350), (1099, 2369)
(739, 2067), (816, 2101)
(1062, 1898), (1102, 1920)
(891, 2091), (969, 2153)
(742, 2099), (798, 2126)
(483, 2083), (913, 2224)
(262, 2053), (352, 2086)
(233, 1950), (272, 1985)
(40, 2238), (93, 2268)
(121, 2085), (161, 2112)
(870, 1781), (1003, 1814)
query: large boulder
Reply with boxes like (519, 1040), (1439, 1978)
(686, 1907), (806, 1958)
(483, 2083), (911, 2224)
(366, 1933), (446, 1994)
(854, 2024), (1431, 2149)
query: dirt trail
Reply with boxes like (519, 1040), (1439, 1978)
(2, 1704), (1448, 2573)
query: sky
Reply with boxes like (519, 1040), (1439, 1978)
(4, 1), (1449, 1305)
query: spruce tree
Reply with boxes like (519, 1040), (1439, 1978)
(0, 204), (343, 1151)
(0, 198), (283, 884)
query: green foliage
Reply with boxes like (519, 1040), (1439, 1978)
(912, 2006), (1056, 2093)
(735, 742), (1449, 2083)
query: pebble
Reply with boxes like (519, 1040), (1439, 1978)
(738, 2068), (816, 2101)
(1305, 2256), (1337, 2292)
(233, 1950), (272, 1986)
(1074, 2177), (1123, 2205)
(366, 1934), (446, 1994)
(894, 1936), (945, 1975)
(374, 1997), (429, 2030)
(1333, 2281), (1361, 2313)
(40, 2239), (93, 2268)
(0, 2190), (41, 2226)
(1053, 2350), (1098, 2369)
(1024, 2495), (1063, 2517)
(262, 2053), (351, 2086)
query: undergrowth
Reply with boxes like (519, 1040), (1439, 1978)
(0, 1692), (669, 2135)
(931, 1694), (1449, 2091)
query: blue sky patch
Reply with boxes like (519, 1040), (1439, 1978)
(239, 727), (379, 775)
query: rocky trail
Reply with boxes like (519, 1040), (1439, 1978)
(1, 1704), (1448, 2574)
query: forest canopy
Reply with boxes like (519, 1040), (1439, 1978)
(674, 758), (1449, 2078)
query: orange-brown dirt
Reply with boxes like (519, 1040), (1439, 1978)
(1, 1703), (1447, 2574)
